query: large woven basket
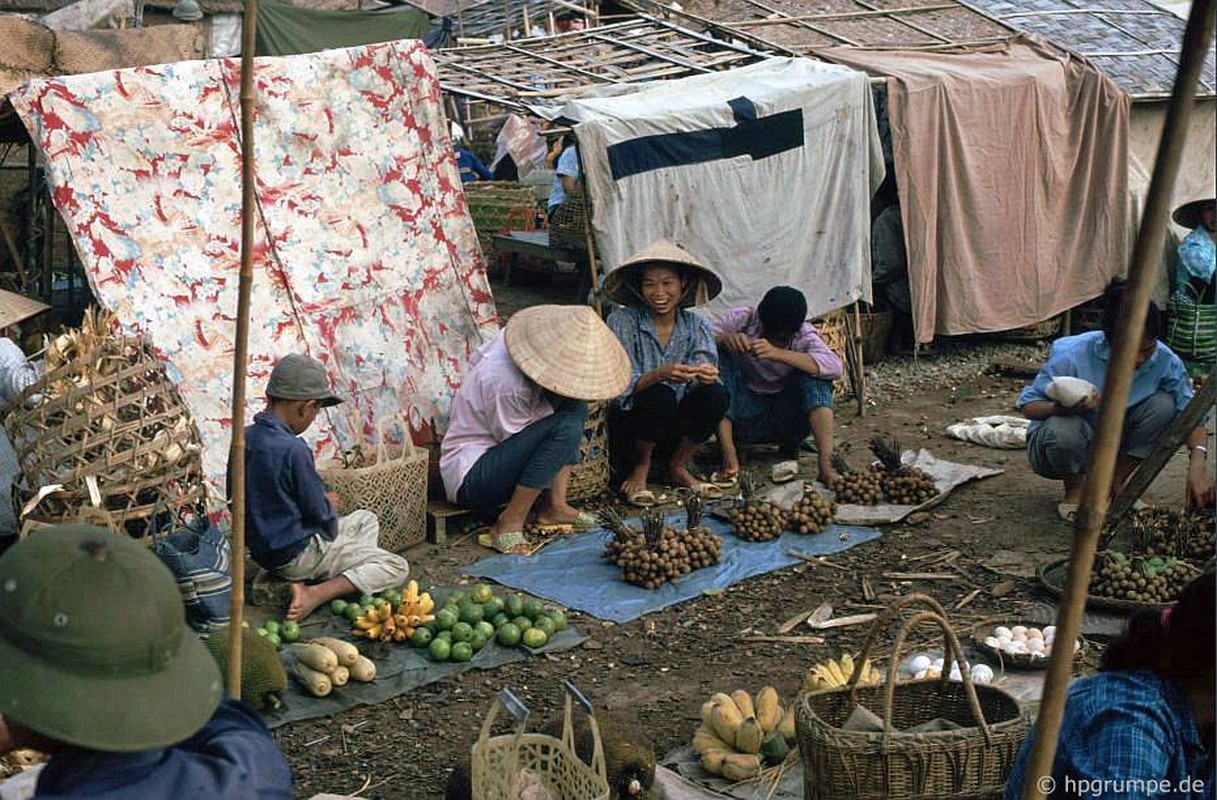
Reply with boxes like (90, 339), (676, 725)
(815, 310), (852, 401)
(797, 594), (1028, 800)
(316, 420), (428, 552)
(548, 188), (593, 252)
(1165, 299), (1216, 378)
(858, 309), (893, 363)
(4, 314), (207, 539)
(567, 400), (609, 502)
(472, 684), (610, 800)
(464, 181), (539, 263)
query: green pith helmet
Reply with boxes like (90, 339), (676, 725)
(0, 525), (222, 752)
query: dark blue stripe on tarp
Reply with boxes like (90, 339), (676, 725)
(606, 99), (805, 181)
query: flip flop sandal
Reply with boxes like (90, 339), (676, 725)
(709, 471), (739, 489)
(1056, 502), (1078, 523)
(476, 528), (531, 554)
(572, 510), (599, 531)
(691, 483), (725, 500)
(771, 460), (800, 484)
(626, 489), (658, 508)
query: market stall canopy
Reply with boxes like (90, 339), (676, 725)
(254, 0), (432, 54)
(548, 57), (883, 319)
(431, 15), (768, 114)
(9, 40), (498, 506)
(821, 37), (1130, 343)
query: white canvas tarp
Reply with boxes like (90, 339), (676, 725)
(553, 57), (883, 319)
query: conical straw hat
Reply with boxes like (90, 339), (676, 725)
(504, 305), (631, 400)
(602, 239), (722, 307)
(1172, 196), (1215, 229)
(0, 289), (49, 331)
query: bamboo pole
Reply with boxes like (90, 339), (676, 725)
(227, 0), (261, 699)
(1020, 1), (1215, 797)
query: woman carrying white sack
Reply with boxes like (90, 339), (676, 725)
(1017, 280), (1213, 522)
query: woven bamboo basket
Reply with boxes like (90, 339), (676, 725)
(4, 311), (207, 539)
(316, 419), (428, 553)
(815, 310), (852, 401)
(858, 309), (893, 363)
(567, 400), (609, 502)
(472, 685), (610, 800)
(464, 181), (539, 260)
(548, 188), (594, 253)
(797, 594), (1028, 800)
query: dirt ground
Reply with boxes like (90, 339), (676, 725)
(273, 273), (1211, 799)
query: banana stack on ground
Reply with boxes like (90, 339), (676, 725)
(289, 638), (378, 697)
(802, 653), (883, 692)
(351, 580), (436, 643)
(691, 687), (798, 782)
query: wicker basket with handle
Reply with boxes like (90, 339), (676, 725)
(316, 417), (427, 552)
(814, 310), (852, 401)
(472, 681), (610, 800)
(797, 594), (1028, 800)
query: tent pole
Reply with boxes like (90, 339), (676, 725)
(227, 0), (261, 699)
(1019, 1), (1215, 797)
(573, 142), (601, 315)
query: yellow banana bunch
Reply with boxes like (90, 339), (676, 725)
(351, 581), (436, 643)
(802, 653), (883, 692)
(692, 686), (799, 778)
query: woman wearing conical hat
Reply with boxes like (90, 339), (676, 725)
(604, 239), (730, 504)
(441, 305), (631, 554)
(1165, 196), (1216, 379)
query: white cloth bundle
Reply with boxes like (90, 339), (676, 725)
(945, 415), (1029, 449)
(1045, 376), (1100, 409)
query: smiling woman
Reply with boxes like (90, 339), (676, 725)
(603, 240), (729, 503)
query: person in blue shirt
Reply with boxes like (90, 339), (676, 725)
(1018, 280), (1213, 522)
(604, 240), (728, 503)
(451, 122), (492, 184)
(242, 354), (408, 620)
(1004, 569), (1214, 800)
(547, 136), (580, 221)
(0, 524), (292, 799)
(1171, 197), (1216, 305)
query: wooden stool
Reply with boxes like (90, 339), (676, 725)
(426, 500), (472, 544)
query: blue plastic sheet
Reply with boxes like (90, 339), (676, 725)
(464, 514), (881, 623)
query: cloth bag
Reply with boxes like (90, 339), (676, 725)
(152, 513), (232, 631)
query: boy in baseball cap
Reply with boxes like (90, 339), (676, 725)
(242, 353), (409, 621)
(0, 524), (291, 798)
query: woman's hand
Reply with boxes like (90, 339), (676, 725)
(720, 333), (751, 355)
(1186, 457), (1214, 509)
(690, 364), (719, 385)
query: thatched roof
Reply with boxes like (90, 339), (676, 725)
(963, 0), (1215, 98)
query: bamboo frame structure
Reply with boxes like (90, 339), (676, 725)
(1020, 1), (1216, 797)
(227, 0), (260, 698)
(432, 16), (767, 115)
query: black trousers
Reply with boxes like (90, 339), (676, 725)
(613, 382), (729, 449)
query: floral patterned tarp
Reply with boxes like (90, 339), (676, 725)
(10, 41), (498, 508)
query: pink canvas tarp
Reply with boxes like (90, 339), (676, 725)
(10, 41), (498, 506)
(822, 38), (1130, 342)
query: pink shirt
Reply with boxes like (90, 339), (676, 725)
(440, 332), (554, 503)
(713, 307), (843, 394)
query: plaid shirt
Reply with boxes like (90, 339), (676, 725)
(1005, 671), (1214, 799)
(606, 305), (717, 411)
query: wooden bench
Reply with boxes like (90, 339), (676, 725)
(493, 230), (589, 299)
(426, 500), (472, 545)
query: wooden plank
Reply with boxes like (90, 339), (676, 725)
(1107, 371), (1216, 527)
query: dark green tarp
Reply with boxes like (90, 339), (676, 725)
(255, 0), (431, 56)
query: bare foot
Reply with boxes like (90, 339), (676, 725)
(620, 465), (650, 498)
(535, 502), (583, 526)
(668, 462), (700, 489)
(286, 583), (326, 622)
(718, 452), (739, 482)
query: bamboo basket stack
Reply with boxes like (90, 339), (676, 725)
(3, 309), (207, 538)
(464, 181), (540, 260)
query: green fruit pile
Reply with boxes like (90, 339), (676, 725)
(409, 585), (568, 663)
(254, 618), (301, 648)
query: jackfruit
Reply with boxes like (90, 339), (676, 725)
(203, 626), (288, 711)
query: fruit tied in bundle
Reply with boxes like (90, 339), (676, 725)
(869, 435), (938, 505)
(828, 453), (883, 505)
(787, 488), (836, 534)
(1120, 507), (1215, 565)
(725, 471), (786, 542)
(1089, 550), (1201, 604)
(602, 508), (722, 588)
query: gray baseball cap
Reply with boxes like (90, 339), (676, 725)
(266, 353), (343, 407)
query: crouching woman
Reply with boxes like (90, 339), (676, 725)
(441, 305), (631, 553)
